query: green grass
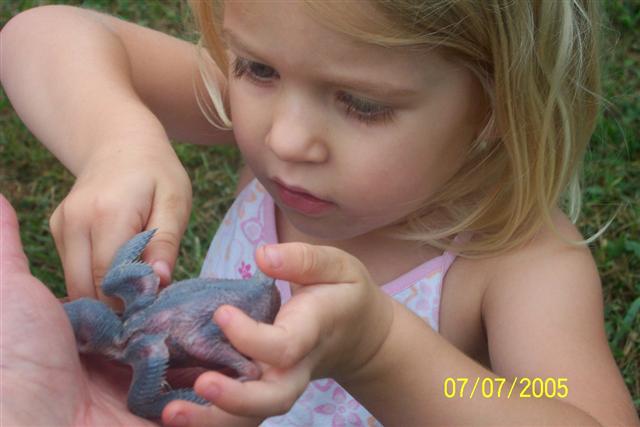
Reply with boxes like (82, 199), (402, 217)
(581, 1), (640, 410)
(1, 0), (638, 414)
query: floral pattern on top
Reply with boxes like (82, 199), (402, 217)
(200, 179), (458, 426)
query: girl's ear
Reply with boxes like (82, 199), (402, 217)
(472, 109), (500, 153)
(485, 111), (501, 142)
(471, 74), (501, 151)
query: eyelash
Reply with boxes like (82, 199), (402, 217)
(336, 92), (394, 125)
(231, 56), (395, 125)
(232, 57), (276, 83)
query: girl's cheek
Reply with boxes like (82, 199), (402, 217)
(233, 125), (271, 183)
(231, 90), (273, 149)
(234, 132), (262, 172)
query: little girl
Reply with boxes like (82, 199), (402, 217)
(2, 1), (638, 426)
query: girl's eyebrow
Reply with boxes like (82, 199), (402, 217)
(222, 29), (270, 63)
(222, 28), (418, 99)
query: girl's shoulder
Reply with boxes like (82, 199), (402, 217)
(465, 209), (600, 319)
(482, 209), (598, 297)
(439, 209), (600, 366)
(481, 210), (603, 338)
(449, 209), (598, 297)
(447, 211), (636, 425)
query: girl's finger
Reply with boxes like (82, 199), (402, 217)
(213, 300), (321, 368)
(48, 203), (66, 273)
(143, 190), (191, 286)
(163, 400), (260, 427)
(255, 242), (369, 287)
(90, 214), (144, 308)
(192, 362), (311, 418)
(60, 219), (94, 300)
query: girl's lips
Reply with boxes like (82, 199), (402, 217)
(273, 179), (335, 215)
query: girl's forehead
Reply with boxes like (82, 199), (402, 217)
(223, 1), (382, 55)
(223, 0), (382, 31)
(222, 1), (455, 91)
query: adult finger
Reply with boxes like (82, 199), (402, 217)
(255, 242), (369, 287)
(0, 194), (29, 277)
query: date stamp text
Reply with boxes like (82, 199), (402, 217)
(443, 377), (568, 399)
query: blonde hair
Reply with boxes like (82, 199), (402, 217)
(189, 0), (602, 256)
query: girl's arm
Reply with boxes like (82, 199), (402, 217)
(1, 5), (232, 301)
(169, 233), (638, 427)
(1, 4), (230, 176)
(344, 218), (639, 426)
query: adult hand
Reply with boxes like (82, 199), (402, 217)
(1, 194), (263, 427)
(0, 193), (156, 426)
(162, 242), (394, 427)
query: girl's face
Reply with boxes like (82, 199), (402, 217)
(225, 1), (486, 241)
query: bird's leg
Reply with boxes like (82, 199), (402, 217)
(109, 229), (156, 267)
(187, 331), (262, 382)
(63, 298), (123, 356)
(100, 230), (160, 318)
(102, 262), (159, 318)
(212, 348), (262, 382)
(124, 333), (209, 419)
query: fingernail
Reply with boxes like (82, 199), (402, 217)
(215, 306), (231, 326)
(201, 383), (221, 401)
(152, 260), (171, 281)
(264, 245), (283, 269)
(167, 412), (187, 427)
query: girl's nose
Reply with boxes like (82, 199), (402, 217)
(265, 93), (329, 164)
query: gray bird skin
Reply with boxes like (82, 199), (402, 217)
(63, 229), (281, 419)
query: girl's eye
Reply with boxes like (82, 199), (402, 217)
(232, 57), (278, 83)
(337, 92), (394, 125)
(232, 56), (393, 125)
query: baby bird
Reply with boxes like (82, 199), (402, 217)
(63, 229), (281, 419)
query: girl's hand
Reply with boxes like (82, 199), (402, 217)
(50, 138), (192, 303)
(162, 242), (394, 426)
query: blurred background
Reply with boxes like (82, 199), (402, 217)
(1, 0), (638, 413)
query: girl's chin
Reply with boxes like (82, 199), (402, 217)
(276, 204), (381, 243)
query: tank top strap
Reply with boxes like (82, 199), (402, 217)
(440, 232), (472, 275)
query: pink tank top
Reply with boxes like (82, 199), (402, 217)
(200, 179), (459, 426)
